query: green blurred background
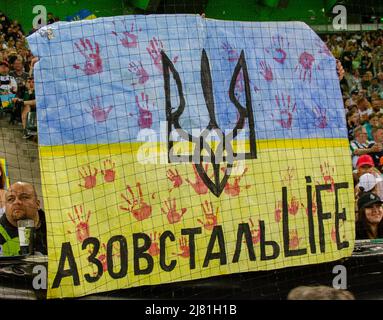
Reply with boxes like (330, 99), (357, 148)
(1, 0), (380, 34)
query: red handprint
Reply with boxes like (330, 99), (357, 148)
(304, 191), (317, 216)
(135, 92), (153, 129)
(186, 164), (209, 195)
(87, 96), (113, 123)
(97, 243), (108, 273)
(271, 93), (297, 129)
(275, 200), (282, 222)
(112, 21), (141, 48)
(128, 61), (149, 85)
(90, 242), (120, 274)
(312, 102), (327, 129)
(146, 37), (178, 73)
(149, 232), (161, 256)
(259, 60), (273, 82)
(221, 41), (239, 62)
(249, 218), (261, 245)
(281, 166), (295, 187)
(120, 182), (152, 221)
(289, 230), (301, 249)
(67, 205), (92, 243)
(172, 237), (190, 258)
(295, 51), (315, 83)
(166, 168), (183, 192)
(161, 198), (187, 224)
(331, 227), (337, 243)
(101, 159), (116, 183)
(221, 167), (251, 197)
(73, 38), (103, 75)
(78, 165), (98, 189)
(197, 201), (219, 231)
(320, 161), (335, 192)
(288, 196), (303, 216)
(265, 35), (289, 64)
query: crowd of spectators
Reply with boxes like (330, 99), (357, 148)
(0, 11), (37, 139)
(323, 30), (383, 239)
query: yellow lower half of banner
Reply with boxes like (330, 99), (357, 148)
(40, 139), (355, 298)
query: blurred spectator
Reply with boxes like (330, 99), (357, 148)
(363, 112), (379, 141)
(356, 192), (383, 239)
(287, 285), (355, 300)
(368, 126), (383, 171)
(346, 109), (360, 140)
(9, 58), (28, 98)
(350, 126), (372, 168)
(0, 61), (17, 94)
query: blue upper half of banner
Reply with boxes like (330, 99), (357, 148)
(27, 14), (347, 146)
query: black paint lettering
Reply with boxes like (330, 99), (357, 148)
(282, 186), (307, 257)
(334, 182), (350, 250)
(203, 225), (227, 267)
(52, 242), (80, 288)
(82, 237), (103, 283)
(133, 233), (153, 275)
(259, 220), (280, 260)
(232, 223), (256, 263)
(181, 227), (202, 269)
(159, 231), (176, 272)
(305, 176), (316, 254)
(316, 184), (332, 253)
(107, 235), (128, 279)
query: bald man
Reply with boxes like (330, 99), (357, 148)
(0, 182), (47, 256)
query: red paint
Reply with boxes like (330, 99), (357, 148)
(173, 237), (190, 258)
(272, 93), (297, 129)
(197, 200), (219, 231)
(161, 198), (187, 224)
(88, 96), (113, 123)
(296, 51), (315, 82)
(275, 201), (282, 222)
(149, 232), (161, 256)
(186, 164), (209, 195)
(312, 103), (328, 129)
(147, 37), (178, 73)
(101, 159), (116, 183)
(259, 60), (273, 82)
(289, 230), (300, 249)
(120, 182), (152, 221)
(135, 92), (153, 129)
(222, 167), (251, 197)
(166, 168), (183, 192)
(249, 218), (261, 244)
(112, 21), (140, 48)
(68, 205), (92, 243)
(73, 38), (103, 75)
(265, 35), (289, 64)
(320, 162), (335, 192)
(128, 61), (149, 85)
(221, 41), (239, 62)
(78, 165), (98, 189)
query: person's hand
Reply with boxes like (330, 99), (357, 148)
(372, 143), (383, 152)
(336, 59), (345, 80)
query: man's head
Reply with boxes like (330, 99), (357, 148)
(5, 182), (40, 227)
(0, 60), (9, 75)
(354, 125), (368, 143)
(357, 154), (375, 176)
(373, 126), (383, 143)
(12, 58), (23, 72)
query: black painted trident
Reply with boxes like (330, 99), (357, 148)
(161, 49), (257, 197)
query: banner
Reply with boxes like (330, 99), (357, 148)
(27, 15), (354, 299)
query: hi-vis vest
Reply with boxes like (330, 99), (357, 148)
(0, 224), (20, 256)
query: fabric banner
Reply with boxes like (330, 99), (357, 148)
(27, 14), (354, 299)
